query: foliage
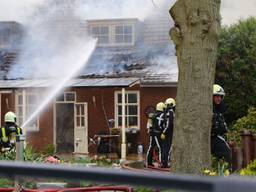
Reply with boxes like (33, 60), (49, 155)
(0, 178), (14, 188)
(240, 160), (256, 176)
(203, 157), (230, 176)
(134, 187), (157, 192)
(42, 144), (55, 156)
(216, 17), (256, 124)
(0, 145), (44, 162)
(233, 107), (256, 132)
(227, 107), (256, 144)
(23, 145), (44, 162)
(0, 148), (16, 160)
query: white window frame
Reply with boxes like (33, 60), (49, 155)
(89, 23), (135, 47)
(91, 26), (110, 45)
(114, 90), (140, 130)
(55, 92), (76, 103)
(15, 90), (39, 131)
(114, 25), (133, 45)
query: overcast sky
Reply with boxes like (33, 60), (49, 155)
(0, 0), (255, 26)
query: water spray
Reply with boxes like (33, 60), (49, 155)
(21, 39), (97, 129)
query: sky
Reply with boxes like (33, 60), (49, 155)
(0, 0), (255, 26)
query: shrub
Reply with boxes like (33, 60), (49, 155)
(203, 156), (230, 176)
(23, 145), (44, 162)
(228, 107), (256, 145)
(42, 144), (55, 156)
(0, 148), (16, 160)
(0, 178), (14, 188)
(240, 160), (256, 176)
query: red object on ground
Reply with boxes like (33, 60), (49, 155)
(0, 188), (14, 192)
(44, 156), (60, 164)
(0, 186), (133, 192)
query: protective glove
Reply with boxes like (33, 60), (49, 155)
(161, 133), (166, 140)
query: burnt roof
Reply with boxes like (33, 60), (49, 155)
(0, 19), (178, 87)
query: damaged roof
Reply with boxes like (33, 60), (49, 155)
(0, 17), (178, 87)
(0, 77), (140, 89)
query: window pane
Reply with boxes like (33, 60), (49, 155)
(99, 36), (109, 44)
(18, 95), (23, 105)
(92, 27), (99, 35)
(81, 106), (84, 115)
(76, 105), (80, 115)
(128, 105), (137, 115)
(124, 26), (132, 34)
(124, 35), (132, 43)
(118, 105), (122, 115)
(128, 94), (137, 103)
(66, 93), (75, 101)
(18, 107), (23, 116)
(128, 116), (137, 126)
(77, 117), (80, 126)
(118, 94), (122, 103)
(27, 106), (36, 116)
(115, 26), (123, 34)
(28, 95), (37, 105)
(118, 117), (122, 126)
(81, 117), (85, 126)
(115, 35), (123, 43)
(18, 117), (23, 124)
(100, 27), (109, 34)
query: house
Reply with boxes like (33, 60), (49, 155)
(0, 13), (178, 156)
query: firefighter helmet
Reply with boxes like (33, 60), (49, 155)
(213, 84), (225, 97)
(165, 98), (176, 107)
(156, 102), (166, 112)
(4, 111), (17, 123)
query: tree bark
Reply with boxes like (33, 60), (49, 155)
(169, 0), (221, 174)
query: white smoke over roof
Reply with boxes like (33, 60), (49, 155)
(5, 0), (177, 79)
(1, 0), (255, 25)
(8, 0), (95, 79)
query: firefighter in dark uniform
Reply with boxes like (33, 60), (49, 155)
(146, 102), (166, 167)
(211, 84), (231, 166)
(160, 98), (175, 168)
(0, 111), (23, 152)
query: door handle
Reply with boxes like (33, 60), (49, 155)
(76, 138), (82, 142)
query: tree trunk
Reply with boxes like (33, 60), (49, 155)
(169, 0), (221, 174)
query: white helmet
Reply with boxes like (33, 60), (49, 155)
(4, 111), (17, 123)
(165, 98), (176, 107)
(156, 102), (166, 112)
(213, 84), (225, 97)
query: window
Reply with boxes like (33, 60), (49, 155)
(91, 26), (109, 44)
(56, 92), (76, 103)
(76, 104), (85, 127)
(115, 25), (133, 44)
(115, 91), (139, 129)
(16, 91), (39, 131)
(89, 22), (135, 46)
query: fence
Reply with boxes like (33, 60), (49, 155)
(231, 130), (256, 171)
(0, 161), (256, 192)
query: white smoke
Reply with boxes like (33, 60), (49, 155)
(0, 0), (44, 23)
(6, 0), (177, 79)
(8, 0), (93, 79)
(76, 0), (173, 21)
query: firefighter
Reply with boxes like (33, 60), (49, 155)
(160, 98), (175, 168)
(146, 102), (166, 167)
(211, 84), (231, 166)
(0, 111), (22, 152)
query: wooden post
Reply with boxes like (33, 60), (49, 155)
(240, 130), (253, 167)
(14, 135), (25, 192)
(121, 88), (126, 161)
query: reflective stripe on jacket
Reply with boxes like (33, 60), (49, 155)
(1, 127), (8, 143)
